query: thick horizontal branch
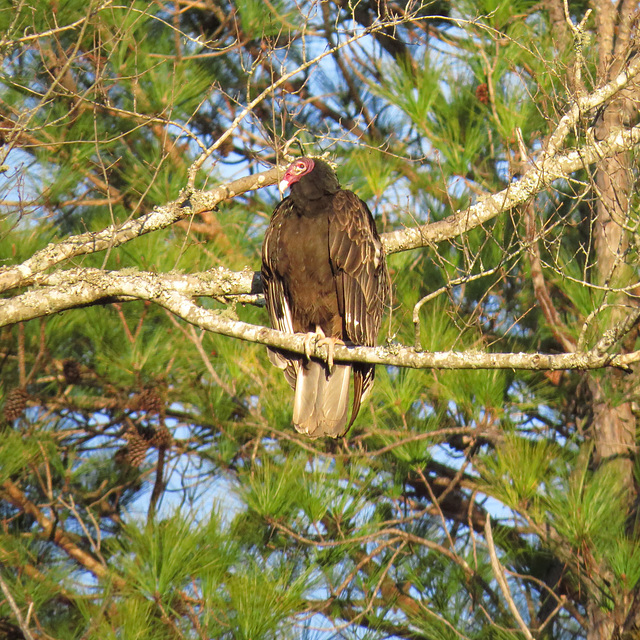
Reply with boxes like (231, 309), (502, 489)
(2, 268), (639, 372)
(153, 292), (640, 371)
(0, 267), (259, 327)
(0, 167), (282, 295)
(382, 123), (640, 253)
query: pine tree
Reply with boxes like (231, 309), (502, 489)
(0, 0), (639, 639)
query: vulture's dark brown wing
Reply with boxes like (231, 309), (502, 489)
(329, 190), (388, 346)
(261, 197), (298, 387)
(328, 190), (389, 422)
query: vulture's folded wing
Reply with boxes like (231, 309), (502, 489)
(261, 198), (298, 388)
(328, 190), (389, 417)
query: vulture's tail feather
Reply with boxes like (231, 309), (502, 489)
(293, 361), (350, 438)
(349, 364), (374, 431)
(267, 347), (298, 389)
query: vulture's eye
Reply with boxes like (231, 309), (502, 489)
(295, 162), (306, 172)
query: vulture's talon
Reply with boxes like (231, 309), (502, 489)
(303, 327), (327, 360)
(301, 328), (343, 372)
(303, 331), (320, 360)
(317, 336), (344, 372)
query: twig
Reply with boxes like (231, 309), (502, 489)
(563, 0), (592, 95)
(0, 570), (36, 640)
(525, 204), (577, 352)
(17, 323), (26, 387)
(332, 538), (403, 598)
(113, 303), (135, 344)
(0, 0), (112, 47)
(60, 495), (105, 561)
(412, 265), (503, 349)
(484, 515), (534, 640)
(186, 15), (412, 188)
(147, 447), (166, 524)
(538, 595), (567, 633)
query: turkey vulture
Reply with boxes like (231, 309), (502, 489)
(261, 157), (389, 438)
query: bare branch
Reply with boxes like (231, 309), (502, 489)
(383, 123), (640, 254)
(0, 571), (35, 640)
(485, 516), (534, 640)
(0, 168), (281, 294)
(3, 260), (640, 373)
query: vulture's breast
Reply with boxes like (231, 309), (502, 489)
(275, 202), (342, 336)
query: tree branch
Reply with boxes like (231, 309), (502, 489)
(0, 168), (281, 295)
(0, 570), (35, 640)
(0, 480), (125, 588)
(0, 267), (258, 326)
(485, 516), (534, 640)
(3, 262), (640, 372)
(382, 122), (640, 253)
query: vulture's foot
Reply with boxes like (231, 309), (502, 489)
(302, 327), (344, 372)
(303, 328), (324, 361)
(317, 335), (344, 372)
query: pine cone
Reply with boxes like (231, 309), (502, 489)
(136, 387), (163, 414)
(150, 423), (172, 449)
(475, 83), (489, 104)
(124, 425), (150, 467)
(4, 388), (28, 422)
(62, 359), (82, 384)
(126, 442), (148, 467)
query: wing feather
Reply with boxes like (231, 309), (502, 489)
(328, 190), (389, 348)
(262, 198), (299, 388)
(328, 190), (389, 425)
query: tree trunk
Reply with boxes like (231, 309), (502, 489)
(587, 5), (638, 634)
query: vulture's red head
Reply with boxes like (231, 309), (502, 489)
(279, 157), (340, 201)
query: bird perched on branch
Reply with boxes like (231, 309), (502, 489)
(261, 157), (389, 438)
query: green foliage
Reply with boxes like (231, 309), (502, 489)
(237, 0), (291, 36)
(607, 537), (640, 594)
(236, 455), (307, 520)
(111, 512), (231, 598)
(0, 429), (38, 482)
(226, 559), (308, 640)
(479, 434), (560, 511)
(0, 0), (637, 638)
(545, 455), (627, 552)
(343, 147), (403, 201)
(372, 54), (442, 136)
